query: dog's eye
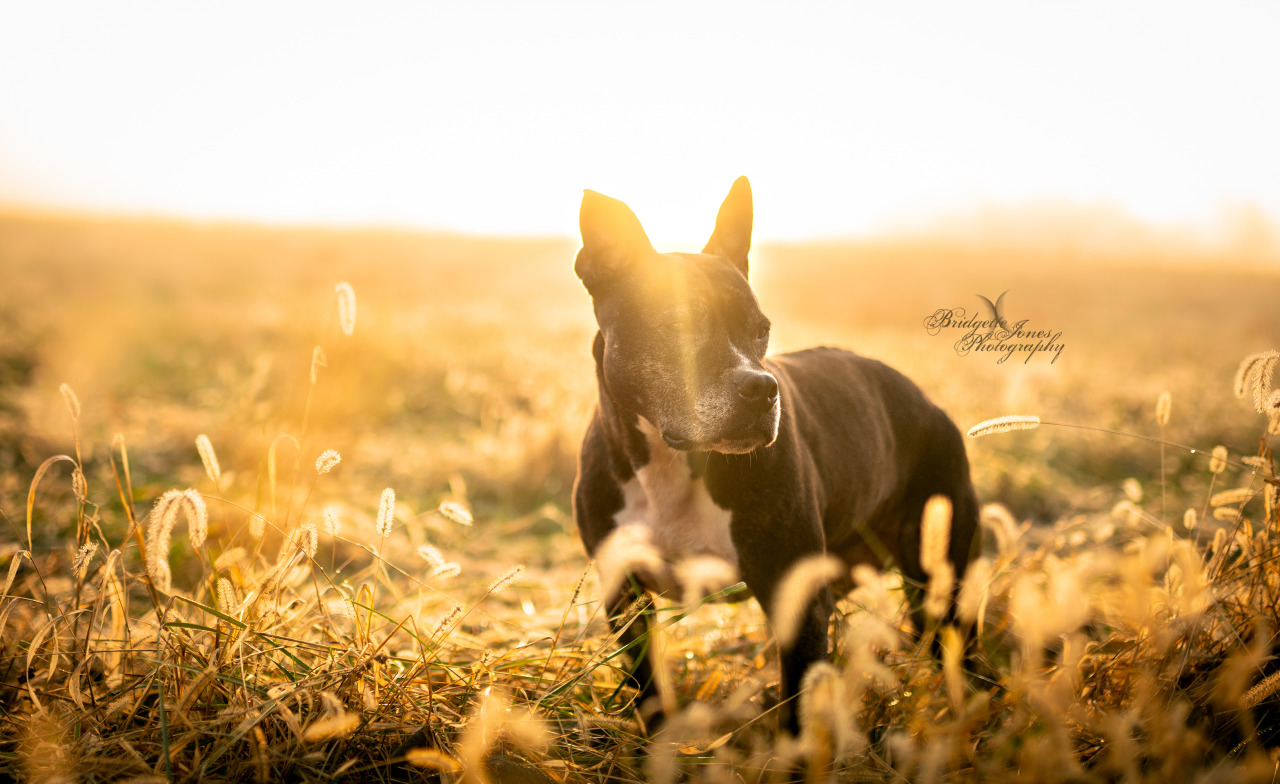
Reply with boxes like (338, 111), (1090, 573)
(754, 324), (771, 342)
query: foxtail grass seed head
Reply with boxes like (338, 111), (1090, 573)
(1183, 508), (1198, 531)
(297, 522), (318, 559)
(335, 282), (357, 336)
(618, 595), (650, 627)
(956, 557), (992, 624)
(486, 565), (524, 594)
(1211, 527), (1228, 555)
(1241, 670), (1280, 711)
(772, 554), (845, 647)
(146, 488), (209, 591)
(925, 561), (955, 619)
(405, 749), (461, 773)
(318, 691), (343, 716)
(1234, 350), (1278, 413)
(1009, 558), (1090, 653)
(314, 449), (341, 475)
(322, 507), (340, 537)
(59, 383), (81, 421)
(579, 715), (642, 733)
(798, 661), (857, 760)
(920, 495), (953, 576)
(673, 555), (739, 607)
(1266, 484), (1277, 521)
(216, 577), (237, 613)
(339, 596), (357, 619)
(304, 712), (362, 742)
(1123, 478), (1142, 503)
(1234, 351), (1266, 398)
(1255, 356), (1277, 413)
(147, 490), (180, 591)
(981, 503), (1023, 554)
(437, 501), (473, 526)
(152, 560), (173, 594)
(594, 524), (664, 603)
(310, 345), (327, 384)
(1210, 446), (1228, 474)
(1093, 520), (1117, 543)
(249, 512), (266, 540)
(147, 489), (177, 558)
(1243, 456), (1270, 471)
(1211, 488), (1253, 508)
(71, 468), (87, 503)
(967, 414), (1040, 439)
(429, 603), (465, 639)
(73, 542), (97, 580)
(417, 544), (446, 568)
(429, 561), (462, 580)
(184, 489), (209, 549)
(376, 488), (396, 536)
(195, 434), (220, 485)
(1214, 506), (1241, 522)
(1155, 391), (1172, 426)
(457, 690), (549, 777)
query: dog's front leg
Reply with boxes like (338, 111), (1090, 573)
(734, 521), (833, 737)
(776, 587), (833, 737)
(604, 577), (665, 728)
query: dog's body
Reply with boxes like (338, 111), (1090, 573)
(573, 177), (979, 733)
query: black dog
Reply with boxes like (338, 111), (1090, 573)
(572, 177), (979, 733)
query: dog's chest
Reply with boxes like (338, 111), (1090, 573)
(612, 420), (739, 593)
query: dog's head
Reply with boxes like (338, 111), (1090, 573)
(575, 177), (780, 454)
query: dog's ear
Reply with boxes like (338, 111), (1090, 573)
(576, 190), (653, 290)
(703, 176), (752, 276)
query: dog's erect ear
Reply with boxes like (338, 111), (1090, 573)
(703, 176), (752, 276)
(575, 190), (654, 290)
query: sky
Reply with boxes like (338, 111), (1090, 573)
(1, 2), (1278, 244)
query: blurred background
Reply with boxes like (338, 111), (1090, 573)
(1, 1), (1278, 546)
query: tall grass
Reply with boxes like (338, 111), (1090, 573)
(7, 336), (1277, 782)
(1, 213), (1279, 782)
(0, 282), (632, 782)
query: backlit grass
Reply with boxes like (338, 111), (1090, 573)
(1, 210), (1278, 782)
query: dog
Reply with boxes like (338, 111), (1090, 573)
(572, 177), (979, 734)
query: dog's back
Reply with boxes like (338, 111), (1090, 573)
(767, 347), (979, 587)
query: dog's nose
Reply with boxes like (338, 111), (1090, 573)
(736, 370), (779, 403)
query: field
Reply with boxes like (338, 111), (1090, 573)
(1, 209), (1279, 782)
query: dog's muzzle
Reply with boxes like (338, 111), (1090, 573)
(662, 371), (781, 454)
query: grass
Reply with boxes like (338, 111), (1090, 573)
(0, 209), (1279, 782)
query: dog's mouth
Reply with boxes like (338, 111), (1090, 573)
(649, 395), (781, 455)
(661, 421), (778, 455)
(661, 432), (697, 450)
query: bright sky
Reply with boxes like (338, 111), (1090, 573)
(1, 2), (1278, 243)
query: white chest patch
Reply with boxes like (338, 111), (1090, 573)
(611, 417), (740, 596)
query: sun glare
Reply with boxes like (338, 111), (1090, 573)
(0, 2), (1277, 242)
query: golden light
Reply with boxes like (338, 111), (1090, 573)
(0, 2), (1276, 243)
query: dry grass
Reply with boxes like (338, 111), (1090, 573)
(1, 210), (1279, 782)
